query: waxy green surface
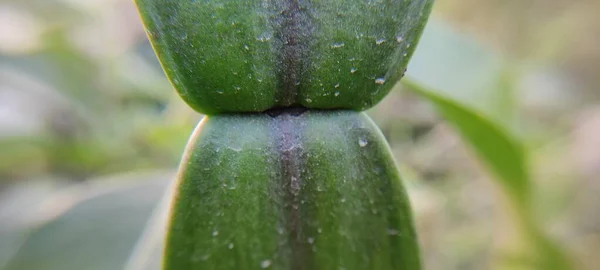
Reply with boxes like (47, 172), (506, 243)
(135, 0), (433, 114)
(165, 110), (420, 269)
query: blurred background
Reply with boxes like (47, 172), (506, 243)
(1, 0), (599, 269)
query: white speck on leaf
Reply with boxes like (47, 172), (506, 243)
(330, 42), (345, 49)
(261, 260), (272, 268)
(359, 138), (368, 147)
(256, 32), (272, 42)
(290, 176), (300, 195)
(228, 146), (242, 152)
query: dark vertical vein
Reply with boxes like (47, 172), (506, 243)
(273, 0), (313, 106)
(269, 109), (313, 270)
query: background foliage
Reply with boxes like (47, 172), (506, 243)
(1, 0), (599, 269)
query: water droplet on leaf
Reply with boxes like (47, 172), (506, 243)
(256, 32), (272, 42)
(261, 260), (272, 268)
(330, 42), (345, 49)
(359, 138), (368, 147)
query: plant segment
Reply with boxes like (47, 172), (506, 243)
(134, 1), (433, 269)
(166, 110), (419, 270)
(135, 0), (433, 114)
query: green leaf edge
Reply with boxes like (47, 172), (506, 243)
(401, 80), (573, 270)
(402, 79), (529, 204)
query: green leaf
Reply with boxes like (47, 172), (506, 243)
(402, 20), (572, 270)
(0, 180), (66, 269)
(404, 20), (527, 204)
(123, 175), (176, 270)
(405, 21), (518, 130)
(404, 86), (529, 203)
(3, 172), (172, 270)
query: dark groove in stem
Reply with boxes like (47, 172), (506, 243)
(271, 112), (313, 270)
(274, 0), (312, 106)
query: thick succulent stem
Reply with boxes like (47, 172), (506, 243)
(133, 1), (433, 269)
(164, 110), (420, 270)
(134, 0), (433, 114)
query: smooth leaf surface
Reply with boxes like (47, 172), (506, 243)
(124, 174), (176, 270)
(402, 20), (571, 269)
(404, 19), (528, 204)
(3, 172), (172, 270)
(403, 81), (529, 204)
(0, 181), (66, 269)
(406, 20), (517, 129)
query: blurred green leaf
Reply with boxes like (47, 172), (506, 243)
(3, 172), (172, 270)
(403, 20), (572, 270)
(405, 20), (527, 204)
(404, 84), (529, 203)
(0, 28), (191, 179)
(123, 174), (175, 270)
(0, 180), (67, 269)
(406, 21), (518, 129)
